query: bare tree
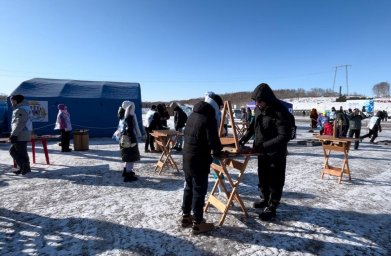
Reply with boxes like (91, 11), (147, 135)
(372, 82), (390, 97)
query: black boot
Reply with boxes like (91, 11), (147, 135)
(21, 163), (31, 175)
(253, 199), (269, 209)
(259, 206), (276, 221)
(13, 169), (22, 175)
(123, 172), (138, 182)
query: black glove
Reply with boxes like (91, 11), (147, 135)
(212, 150), (229, 158)
(238, 138), (246, 147)
(10, 135), (18, 143)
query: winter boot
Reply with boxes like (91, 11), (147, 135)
(253, 199), (269, 209)
(122, 168), (135, 177)
(13, 169), (22, 175)
(123, 172), (138, 182)
(181, 214), (194, 228)
(259, 206), (277, 221)
(21, 163), (31, 175)
(192, 220), (214, 235)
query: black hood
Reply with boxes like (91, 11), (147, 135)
(251, 83), (278, 105)
(192, 101), (215, 117)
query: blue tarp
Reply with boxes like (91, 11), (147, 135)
(7, 78), (143, 137)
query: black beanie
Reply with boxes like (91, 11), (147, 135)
(210, 94), (223, 107)
(11, 94), (24, 104)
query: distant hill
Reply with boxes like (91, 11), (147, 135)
(143, 88), (353, 108)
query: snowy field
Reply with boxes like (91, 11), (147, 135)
(1, 116), (391, 255)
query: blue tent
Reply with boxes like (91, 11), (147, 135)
(7, 78), (143, 137)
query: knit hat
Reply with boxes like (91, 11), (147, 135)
(121, 100), (131, 109)
(58, 104), (65, 110)
(11, 94), (24, 104)
(209, 94), (223, 107)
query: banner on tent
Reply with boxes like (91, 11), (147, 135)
(28, 100), (48, 122)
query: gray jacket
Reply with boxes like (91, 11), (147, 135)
(348, 113), (365, 130)
(11, 102), (33, 142)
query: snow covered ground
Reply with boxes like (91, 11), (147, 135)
(1, 116), (391, 255)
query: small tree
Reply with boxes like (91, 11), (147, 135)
(372, 82), (390, 97)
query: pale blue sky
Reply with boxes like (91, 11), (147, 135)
(1, 0), (390, 101)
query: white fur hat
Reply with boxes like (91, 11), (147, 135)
(121, 101), (131, 109)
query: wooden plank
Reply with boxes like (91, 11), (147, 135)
(220, 137), (236, 145)
(322, 144), (346, 152)
(211, 163), (225, 173)
(156, 161), (164, 168)
(207, 195), (227, 213)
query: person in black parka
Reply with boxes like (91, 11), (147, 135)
(143, 105), (162, 153)
(118, 101), (141, 182)
(239, 83), (291, 221)
(181, 93), (223, 235)
(170, 102), (188, 151)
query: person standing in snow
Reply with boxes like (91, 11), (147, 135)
(118, 101), (141, 182)
(360, 111), (383, 144)
(143, 105), (161, 153)
(181, 93), (224, 235)
(9, 94), (33, 175)
(347, 108), (366, 149)
(157, 104), (170, 129)
(54, 104), (72, 152)
(309, 108), (318, 132)
(169, 102), (187, 151)
(239, 83), (291, 221)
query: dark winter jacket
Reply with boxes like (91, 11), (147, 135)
(121, 115), (140, 163)
(174, 106), (187, 131)
(148, 111), (163, 131)
(241, 83), (290, 156)
(348, 113), (365, 130)
(182, 101), (223, 177)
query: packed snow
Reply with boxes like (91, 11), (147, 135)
(1, 99), (391, 256)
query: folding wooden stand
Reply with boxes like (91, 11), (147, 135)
(315, 135), (356, 183)
(204, 154), (252, 226)
(234, 120), (249, 139)
(219, 101), (240, 153)
(150, 130), (182, 175)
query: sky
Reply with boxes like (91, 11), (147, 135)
(0, 0), (390, 101)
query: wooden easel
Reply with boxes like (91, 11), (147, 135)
(150, 130), (181, 175)
(315, 135), (356, 183)
(204, 154), (252, 225)
(218, 101), (240, 153)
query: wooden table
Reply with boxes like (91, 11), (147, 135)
(150, 130), (182, 175)
(204, 152), (256, 226)
(315, 135), (357, 183)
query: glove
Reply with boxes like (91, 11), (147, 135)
(10, 135), (18, 143)
(238, 139), (246, 147)
(212, 150), (228, 159)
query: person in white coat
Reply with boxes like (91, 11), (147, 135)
(54, 104), (72, 152)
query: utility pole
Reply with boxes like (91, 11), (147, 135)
(332, 65), (351, 95)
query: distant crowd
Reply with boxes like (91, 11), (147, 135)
(308, 106), (387, 149)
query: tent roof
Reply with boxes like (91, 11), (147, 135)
(11, 78), (141, 99)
